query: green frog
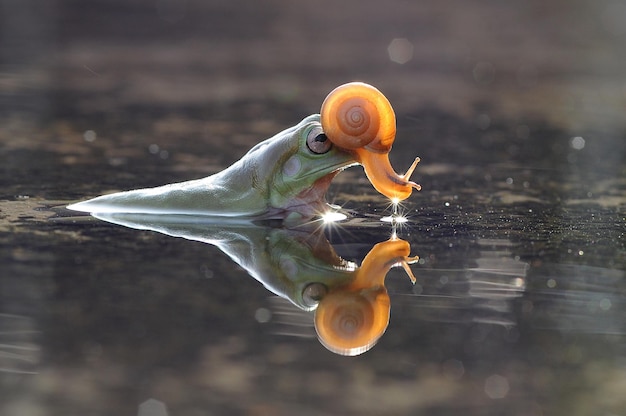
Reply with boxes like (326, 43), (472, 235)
(68, 82), (421, 223)
(68, 115), (355, 223)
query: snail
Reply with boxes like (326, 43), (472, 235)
(321, 82), (421, 201)
(314, 238), (418, 356)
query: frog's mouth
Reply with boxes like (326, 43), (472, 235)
(283, 173), (341, 216)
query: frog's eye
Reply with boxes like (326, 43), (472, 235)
(306, 126), (332, 154)
(302, 282), (328, 308)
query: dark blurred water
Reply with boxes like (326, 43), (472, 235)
(1, 1), (625, 415)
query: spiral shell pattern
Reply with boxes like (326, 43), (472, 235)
(314, 290), (390, 356)
(321, 82), (396, 152)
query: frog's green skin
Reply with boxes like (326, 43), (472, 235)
(92, 212), (355, 310)
(67, 115), (357, 222)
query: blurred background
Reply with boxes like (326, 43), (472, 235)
(1, 1), (625, 415)
(5, 0), (626, 127)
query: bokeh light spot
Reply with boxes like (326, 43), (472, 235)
(473, 62), (496, 85)
(570, 136), (585, 150)
(387, 38), (414, 64)
(484, 374), (509, 399)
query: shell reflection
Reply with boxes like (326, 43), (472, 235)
(315, 238), (417, 356)
(315, 289), (390, 356)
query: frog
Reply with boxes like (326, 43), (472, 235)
(68, 115), (357, 222)
(68, 82), (421, 222)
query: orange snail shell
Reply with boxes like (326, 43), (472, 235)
(314, 288), (390, 356)
(320, 82), (396, 153)
(320, 82), (420, 201)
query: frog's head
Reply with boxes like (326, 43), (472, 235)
(264, 114), (358, 216)
(265, 228), (355, 311)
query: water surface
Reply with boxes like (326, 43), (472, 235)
(1, 1), (625, 415)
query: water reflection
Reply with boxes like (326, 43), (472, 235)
(0, 314), (39, 375)
(315, 236), (417, 355)
(91, 212), (417, 355)
(398, 238), (530, 343)
(527, 263), (626, 335)
(3, 204), (625, 413)
(70, 210), (626, 362)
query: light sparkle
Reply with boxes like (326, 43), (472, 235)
(321, 211), (348, 224)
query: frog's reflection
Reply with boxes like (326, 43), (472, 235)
(93, 213), (418, 355)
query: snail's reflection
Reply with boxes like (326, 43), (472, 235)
(93, 213), (418, 355)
